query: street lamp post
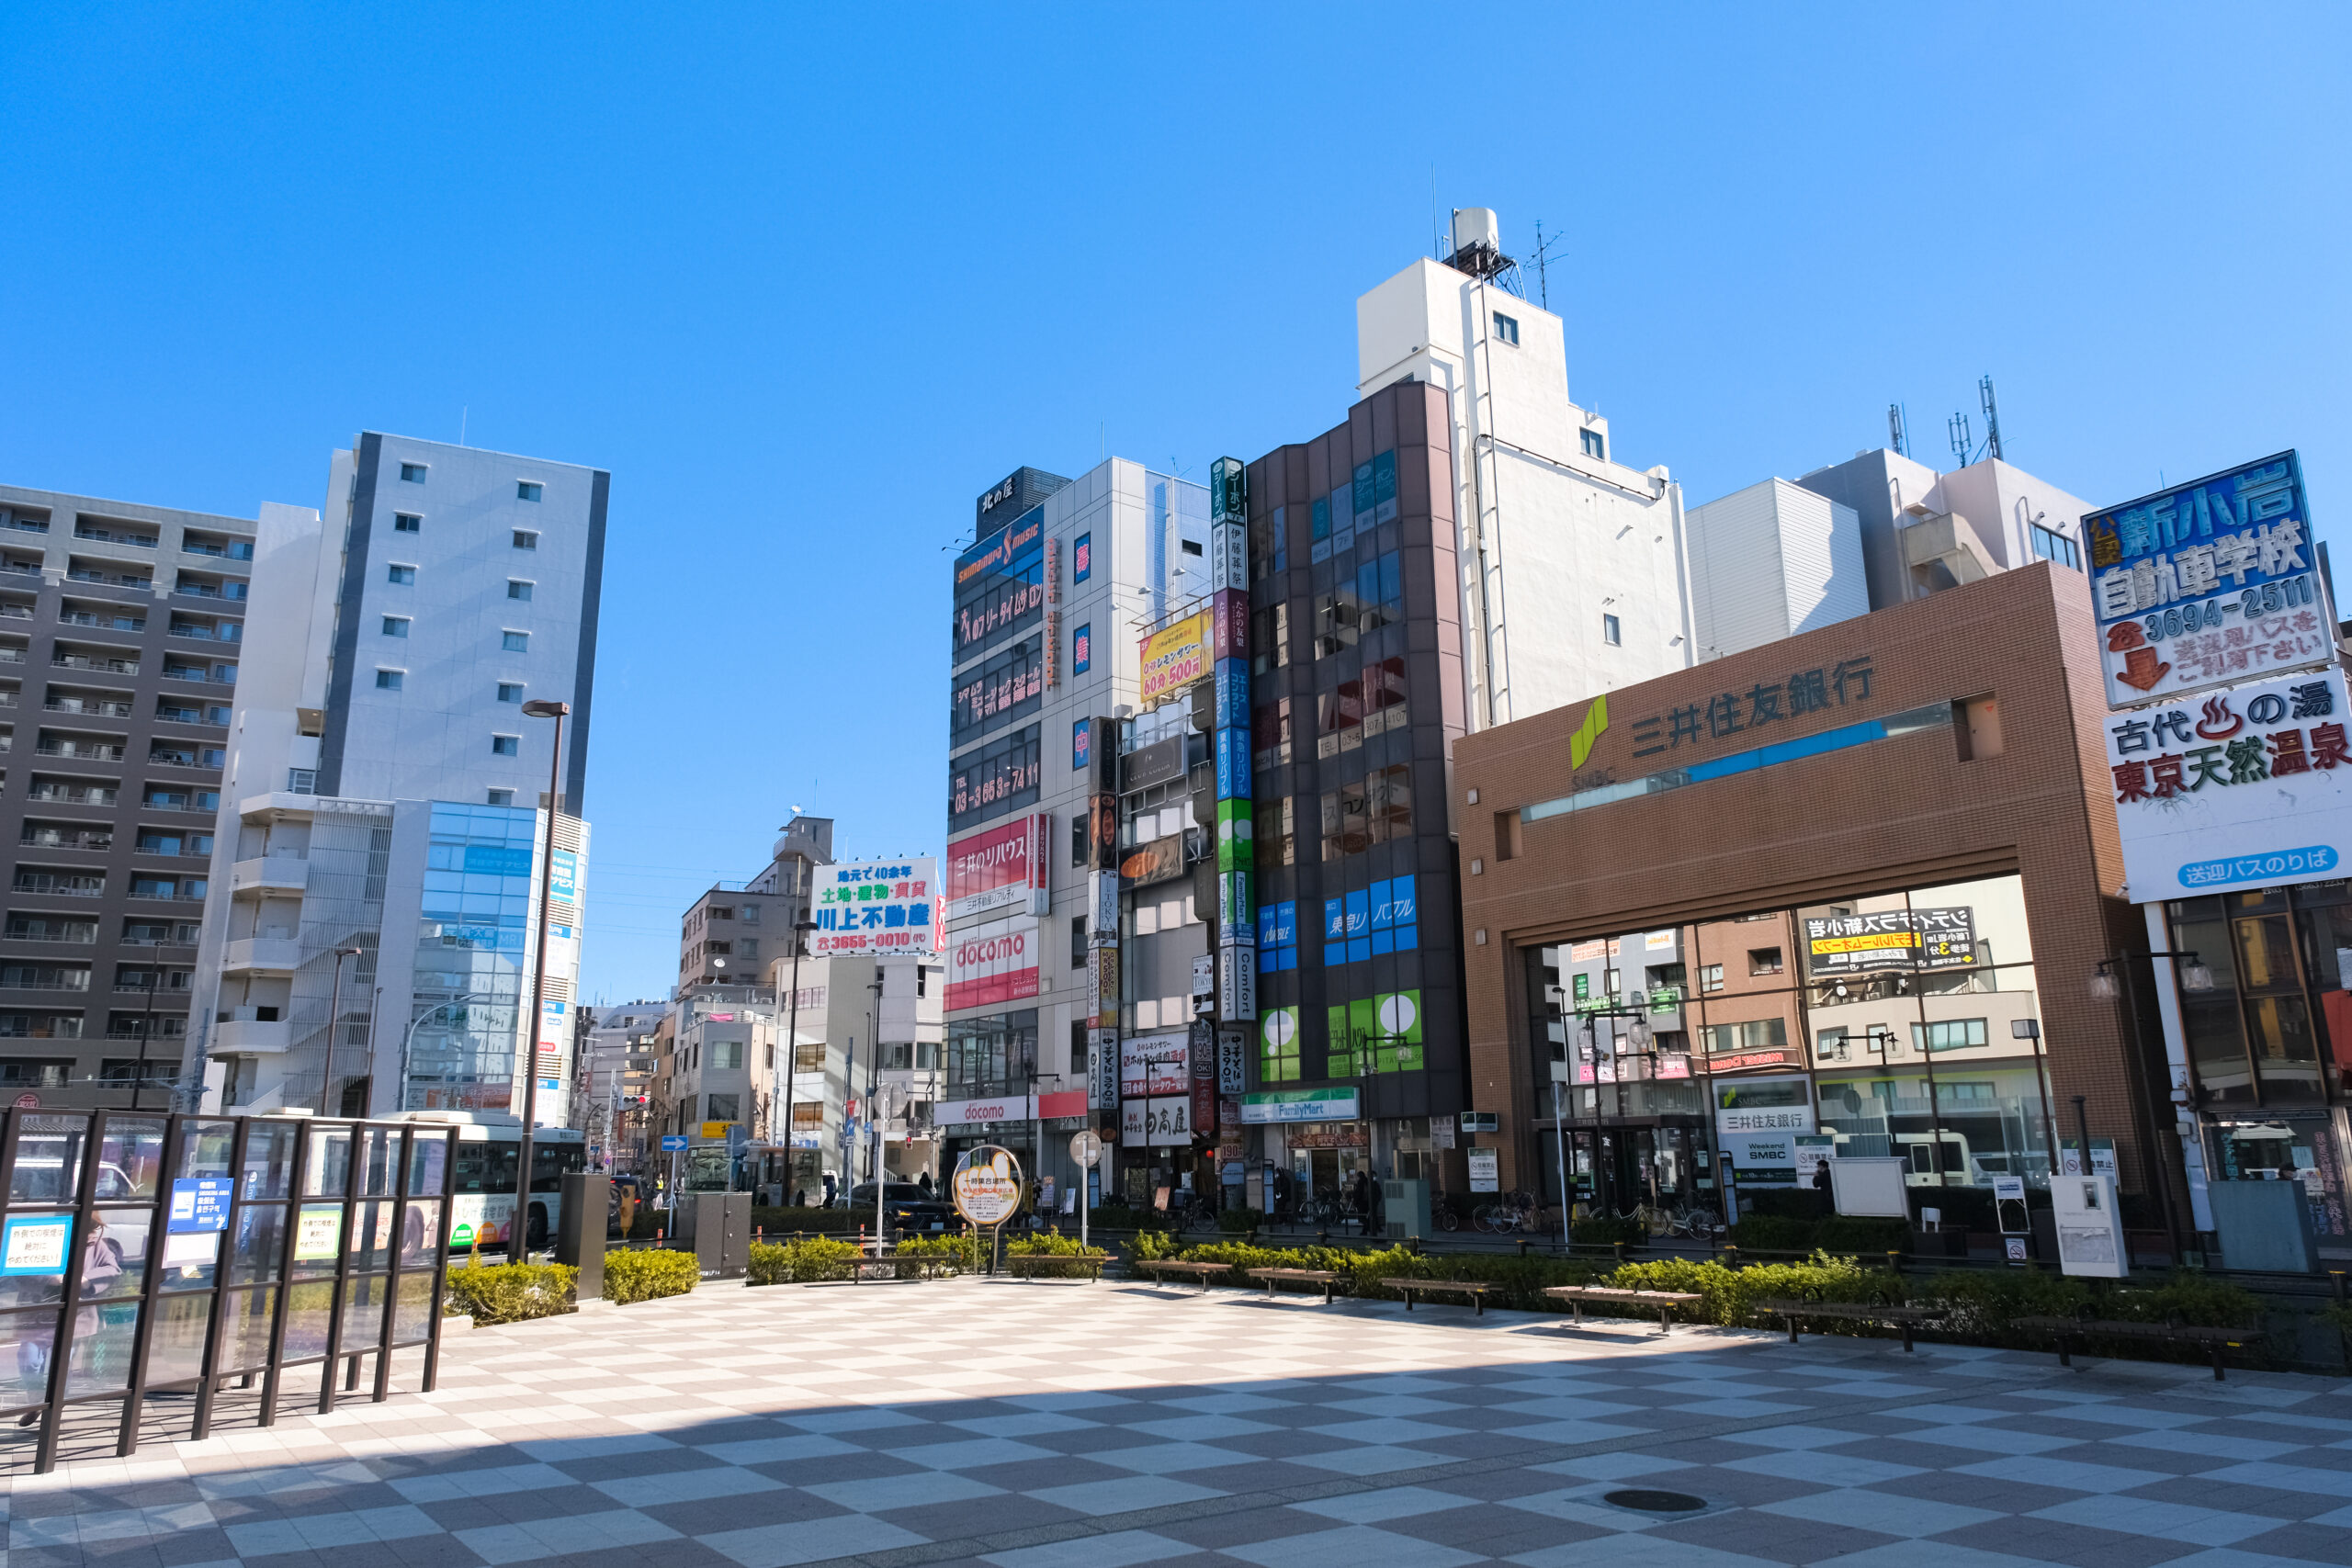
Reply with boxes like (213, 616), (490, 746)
(781, 917), (819, 1202)
(2090, 950), (2214, 1258)
(319, 946), (364, 1115)
(128, 964), (163, 1112)
(514, 698), (570, 1257)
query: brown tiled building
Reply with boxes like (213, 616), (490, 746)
(1452, 562), (2186, 1249)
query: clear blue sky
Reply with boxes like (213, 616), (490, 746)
(4, 6), (2346, 1003)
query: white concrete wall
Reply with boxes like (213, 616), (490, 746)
(1686, 479), (1868, 660)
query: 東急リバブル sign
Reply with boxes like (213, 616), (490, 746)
(2103, 666), (2352, 898)
(811, 859), (939, 957)
(2084, 453), (2330, 709)
(1802, 908), (1978, 975)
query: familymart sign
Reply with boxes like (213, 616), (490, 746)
(1239, 1088), (1361, 1124)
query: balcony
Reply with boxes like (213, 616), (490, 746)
(36, 740), (126, 761)
(231, 855), (308, 894)
(21, 829), (113, 852)
(67, 569), (152, 591)
(181, 539), (254, 561)
(167, 622), (240, 643)
(0, 604), (33, 623)
(222, 935), (300, 975)
(52, 653), (137, 675)
(74, 525), (156, 548)
(1, 516), (50, 536)
(46, 698), (132, 719)
(59, 610), (144, 633)
(211, 1016), (290, 1055)
(173, 581), (248, 602)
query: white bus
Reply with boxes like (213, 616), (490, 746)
(384, 1111), (586, 1252)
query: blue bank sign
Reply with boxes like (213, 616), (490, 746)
(2103, 666), (2352, 899)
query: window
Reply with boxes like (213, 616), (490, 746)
(1072, 623), (1090, 675)
(375, 670), (403, 691)
(487, 789), (514, 807)
(492, 735), (519, 756)
(1910, 1019), (1990, 1053)
(517, 481), (543, 502)
(1748, 947), (1784, 976)
(1256, 900), (1299, 973)
(2030, 523), (2080, 570)
(381, 615), (410, 637)
(1493, 312), (1520, 345)
(705, 1092), (740, 1122)
(709, 1042), (742, 1070)
(506, 580), (533, 601)
(497, 682), (524, 703)
(393, 513), (421, 533)
(399, 463), (426, 483)
(1261, 1010), (1299, 1083)
(1700, 963), (1724, 994)
(1071, 916), (1087, 968)
(1580, 428), (1606, 461)
(1254, 796), (1295, 866)
(512, 530), (537, 550)
(1071, 813), (1086, 867)
(1602, 613), (1621, 646)
(387, 564), (415, 585)
(502, 630), (528, 652)
(1318, 764), (1412, 861)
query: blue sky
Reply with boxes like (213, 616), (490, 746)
(3, 5), (2346, 1002)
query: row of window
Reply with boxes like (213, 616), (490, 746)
(375, 671), (532, 706)
(383, 534), (536, 581)
(396, 463), (544, 505)
(382, 620), (531, 651)
(0, 964), (192, 992)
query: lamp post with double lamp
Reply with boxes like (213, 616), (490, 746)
(780, 916), (820, 1202)
(513, 698), (569, 1258)
(2089, 950), (2215, 1258)
(319, 945), (365, 1115)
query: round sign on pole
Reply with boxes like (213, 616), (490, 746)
(951, 1144), (1024, 1229)
(1069, 1130), (1103, 1169)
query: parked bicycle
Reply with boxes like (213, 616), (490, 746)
(1474, 1189), (1538, 1233)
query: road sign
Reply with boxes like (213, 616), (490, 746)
(660, 1134), (688, 1152)
(1069, 1130), (1103, 1168)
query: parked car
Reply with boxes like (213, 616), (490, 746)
(846, 1181), (958, 1235)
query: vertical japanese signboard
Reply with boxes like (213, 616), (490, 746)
(2084, 453), (2330, 709)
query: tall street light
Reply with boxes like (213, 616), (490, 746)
(780, 916), (819, 1201)
(320, 945), (365, 1114)
(514, 698), (569, 1256)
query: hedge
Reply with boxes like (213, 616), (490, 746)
(603, 1247), (700, 1304)
(1724, 1214), (1914, 1254)
(627, 1204), (872, 1242)
(749, 1236), (863, 1284)
(442, 1259), (577, 1324)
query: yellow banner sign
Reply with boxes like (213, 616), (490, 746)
(699, 1121), (733, 1140)
(1138, 611), (1212, 706)
(1807, 931), (1917, 956)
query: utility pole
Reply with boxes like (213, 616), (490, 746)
(514, 698), (570, 1256)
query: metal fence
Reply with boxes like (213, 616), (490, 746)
(0, 1109), (454, 1472)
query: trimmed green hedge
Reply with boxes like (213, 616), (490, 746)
(749, 1236), (864, 1284)
(443, 1259), (577, 1324)
(603, 1247), (700, 1304)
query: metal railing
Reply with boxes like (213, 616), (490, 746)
(0, 1110), (456, 1472)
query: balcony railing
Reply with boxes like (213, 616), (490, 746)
(22, 831), (114, 852)
(181, 540), (254, 560)
(61, 611), (143, 631)
(74, 527), (155, 548)
(12, 877), (104, 897)
(0, 605), (33, 622)
(174, 581), (248, 601)
(45, 699), (131, 718)
(67, 570), (152, 590)
(2, 930), (97, 943)
(28, 787), (116, 806)
(1, 517), (50, 536)
(35, 742), (125, 761)
(52, 654), (136, 674)
(167, 624), (240, 642)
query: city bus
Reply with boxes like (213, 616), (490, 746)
(384, 1111), (585, 1252)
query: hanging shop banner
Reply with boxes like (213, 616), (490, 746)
(1121, 1032), (1188, 1098)
(1121, 736), (1188, 794)
(945, 816), (1051, 925)
(2085, 452), (2329, 709)
(1139, 611), (1213, 707)
(1087, 946), (1119, 1027)
(2103, 665), (2352, 897)
(1217, 944), (1257, 1024)
(811, 859), (940, 957)
(1121, 833), (1188, 889)
(1802, 908), (1978, 975)
(1190, 1024), (1217, 1135)
(1211, 590), (1247, 662)
(1088, 1030), (1120, 1111)
(943, 915), (1036, 1011)
(1216, 1026), (1248, 1093)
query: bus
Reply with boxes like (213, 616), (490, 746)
(384, 1111), (585, 1252)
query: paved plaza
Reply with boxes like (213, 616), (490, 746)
(10, 1274), (2352, 1567)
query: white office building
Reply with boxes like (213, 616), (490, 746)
(1684, 479), (1871, 660)
(1354, 209), (1695, 729)
(181, 433), (608, 1119)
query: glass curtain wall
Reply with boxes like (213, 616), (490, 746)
(404, 805), (538, 1111)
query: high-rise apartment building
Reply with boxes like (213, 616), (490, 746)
(182, 434), (608, 1119)
(0, 485), (252, 1108)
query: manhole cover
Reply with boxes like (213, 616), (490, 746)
(1603, 1489), (1706, 1514)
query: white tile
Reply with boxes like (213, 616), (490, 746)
(982, 1529), (1195, 1568)
(1951, 1454), (2173, 1493)
(807, 1471), (1003, 1512)
(1293, 1485), (1479, 1523)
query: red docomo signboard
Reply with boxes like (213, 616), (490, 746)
(945, 814), (1050, 925)
(944, 915), (1037, 1012)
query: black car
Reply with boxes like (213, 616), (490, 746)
(847, 1181), (958, 1234)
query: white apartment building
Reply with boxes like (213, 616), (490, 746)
(181, 433), (608, 1118)
(1354, 209), (1694, 729)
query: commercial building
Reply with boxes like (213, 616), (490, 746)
(576, 998), (665, 1171)
(1451, 561), (2201, 1255)
(0, 484), (253, 1108)
(943, 461), (1203, 1213)
(183, 433), (607, 1117)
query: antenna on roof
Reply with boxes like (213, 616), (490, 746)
(1530, 220), (1565, 311)
(1948, 411), (1972, 470)
(1978, 375), (2004, 461)
(1887, 403), (1908, 458)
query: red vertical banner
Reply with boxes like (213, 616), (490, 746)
(1190, 1020), (1217, 1136)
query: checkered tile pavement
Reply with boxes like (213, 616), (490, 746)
(8, 1272), (2352, 1567)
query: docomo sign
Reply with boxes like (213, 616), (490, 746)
(944, 915), (1037, 1011)
(934, 1094), (1035, 1126)
(945, 815), (1050, 924)
(951, 1145), (1024, 1229)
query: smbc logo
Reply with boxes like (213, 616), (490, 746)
(1570, 694), (1609, 768)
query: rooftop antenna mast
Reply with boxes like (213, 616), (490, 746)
(1887, 403), (1908, 458)
(1530, 220), (1566, 311)
(1978, 375), (2004, 461)
(1948, 412), (1973, 470)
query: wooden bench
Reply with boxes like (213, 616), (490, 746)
(1758, 1298), (1938, 1352)
(1382, 1278), (1493, 1315)
(1135, 1259), (1227, 1292)
(2014, 1315), (2264, 1382)
(1249, 1267), (1344, 1304)
(1544, 1285), (1702, 1334)
(1003, 1252), (1107, 1282)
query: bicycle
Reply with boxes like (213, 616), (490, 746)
(1475, 1189), (1537, 1234)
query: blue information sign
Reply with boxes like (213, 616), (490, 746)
(660, 1134), (688, 1152)
(167, 1177), (233, 1235)
(0, 1213), (74, 1276)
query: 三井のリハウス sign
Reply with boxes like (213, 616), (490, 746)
(2103, 666), (2352, 898)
